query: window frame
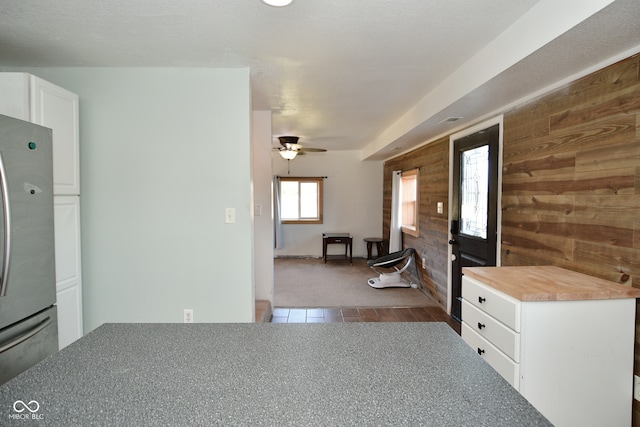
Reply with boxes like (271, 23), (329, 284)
(401, 168), (419, 237)
(279, 176), (324, 224)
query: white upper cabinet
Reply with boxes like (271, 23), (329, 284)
(0, 73), (80, 195)
(0, 73), (31, 120)
(31, 76), (80, 195)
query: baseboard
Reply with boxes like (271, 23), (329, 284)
(255, 300), (272, 323)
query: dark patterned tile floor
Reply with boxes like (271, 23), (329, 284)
(271, 306), (461, 334)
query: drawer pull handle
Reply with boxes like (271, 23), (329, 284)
(478, 296), (486, 303)
(477, 322), (485, 330)
(477, 348), (485, 355)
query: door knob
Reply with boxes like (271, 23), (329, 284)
(448, 239), (457, 245)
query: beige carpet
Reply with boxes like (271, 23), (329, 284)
(274, 257), (438, 308)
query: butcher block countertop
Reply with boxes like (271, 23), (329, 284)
(0, 323), (551, 426)
(462, 266), (640, 302)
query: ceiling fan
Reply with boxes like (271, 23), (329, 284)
(275, 136), (326, 160)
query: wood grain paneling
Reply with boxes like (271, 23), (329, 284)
(381, 53), (640, 425)
(383, 137), (450, 306)
(502, 55), (640, 272)
(462, 266), (640, 301)
(501, 54), (640, 425)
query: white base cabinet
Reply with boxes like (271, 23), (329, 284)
(54, 197), (83, 349)
(55, 281), (83, 350)
(0, 73), (83, 349)
(461, 268), (638, 427)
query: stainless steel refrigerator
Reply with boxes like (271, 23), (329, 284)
(0, 114), (58, 385)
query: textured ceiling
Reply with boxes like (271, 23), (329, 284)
(1, 0), (639, 160)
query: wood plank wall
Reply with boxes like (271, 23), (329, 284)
(383, 53), (640, 424)
(501, 53), (640, 424)
(383, 137), (450, 306)
(501, 54), (640, 281)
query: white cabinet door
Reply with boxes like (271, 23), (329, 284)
(54, 196), (83, 349)
(0, 73), (80, 195)
(30, 76), (80, 195)
(56, 285), (83, 350)
(0, 72), (30, 121)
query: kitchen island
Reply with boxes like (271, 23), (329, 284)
(0, 323), (550, 426)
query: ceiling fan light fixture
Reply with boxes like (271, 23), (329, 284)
(279, 150), (297, 160)
(262, 0), (293, 6)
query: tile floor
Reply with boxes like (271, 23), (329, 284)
(271, 306), (461, 334)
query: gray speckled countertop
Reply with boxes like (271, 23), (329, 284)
(0, 322), (550, 426)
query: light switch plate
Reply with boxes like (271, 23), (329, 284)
(225, 207), (235, 224)
(634, 375), (640, 401)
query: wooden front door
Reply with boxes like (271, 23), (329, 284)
(450, 124), (499, 322)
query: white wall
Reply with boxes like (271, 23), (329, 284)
(12, 68), (254, 332)
(273, 151), (383, 258)
(252, 111), (274, 302)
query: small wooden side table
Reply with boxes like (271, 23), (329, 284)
(364, 237), (386, 260)
(322, 233), (352, 265)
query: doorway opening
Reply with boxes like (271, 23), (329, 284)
(448, 118), (502, 322)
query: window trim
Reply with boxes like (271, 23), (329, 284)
(401, 168), (419, 237)
(279, 176), (324, 224)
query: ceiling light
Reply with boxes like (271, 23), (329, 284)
(279, 150), (297, 160)
(262, 0), (293, 6)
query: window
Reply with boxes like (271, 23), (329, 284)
(401, 169), (419, 237)
(280, 177), (323, 224)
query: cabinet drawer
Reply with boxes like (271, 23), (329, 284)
(462, 322), (519, 389)
(462, 275), (521, 332)
(461, 299), (520, 362)
(323, 236), (351, 244)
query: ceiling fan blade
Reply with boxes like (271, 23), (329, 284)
(299, 148), (327, 152)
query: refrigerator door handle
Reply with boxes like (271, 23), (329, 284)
(0, 316), (53, 355)
(0, 151), (11, 297)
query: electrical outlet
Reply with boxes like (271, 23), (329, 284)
(184, 309), (193, 323)
(634, 375), (640, 401)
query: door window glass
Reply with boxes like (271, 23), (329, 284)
(460, 145), (488, 239)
